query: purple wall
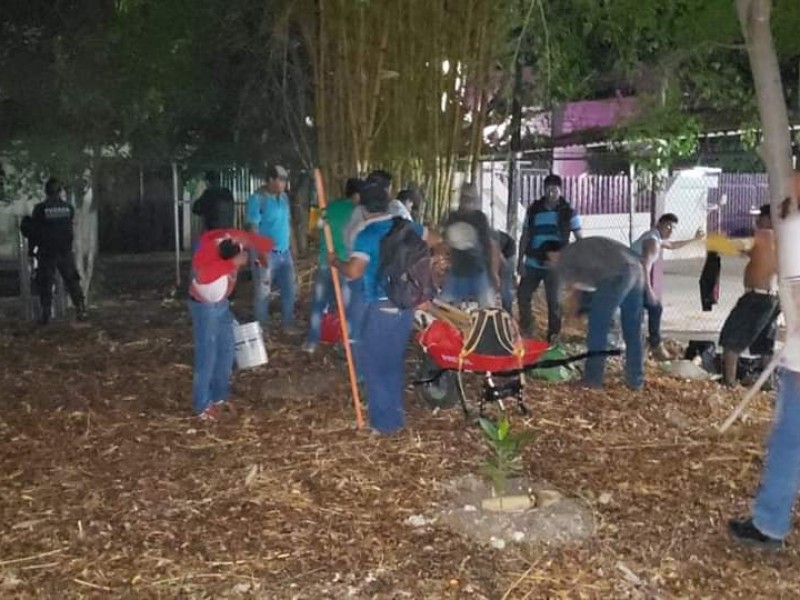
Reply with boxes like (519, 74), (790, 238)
(708, 173), (768, 237)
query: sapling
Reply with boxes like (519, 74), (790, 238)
(478, 416), (531, 498)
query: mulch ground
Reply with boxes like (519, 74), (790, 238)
(0, 256), (796, 599)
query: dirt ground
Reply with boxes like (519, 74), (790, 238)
(0, 255), (796, 599)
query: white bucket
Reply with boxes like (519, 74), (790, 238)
(234, 321), (268, 369)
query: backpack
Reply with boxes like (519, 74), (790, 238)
(379, 218), (435, 309)
(524, 198), (574, 260)
(460, 308), (525, 359)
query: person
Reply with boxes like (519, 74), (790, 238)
(330, 182), (435, 434)
(718, 204), (779, 386)
(189, 228), (274, 420)
(245, 165), (298, 334)
(342, 169), (390, 253)
(440, 183), (498, 308)
(192, 171), (235, 231)
(494, 229), (516, 313)
(631, 213), (704, 360)
(517, 174), (582, 343)
(392, 189), (416, 222)
(303, 177), (362, 353)
(30, 177), (87, 324)
(548, 237), (644, 389)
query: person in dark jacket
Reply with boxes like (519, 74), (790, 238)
(30, 177), (87, 324)
(192, 171), (235, 231)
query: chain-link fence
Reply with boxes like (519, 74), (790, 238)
(473, 147), (770, 338)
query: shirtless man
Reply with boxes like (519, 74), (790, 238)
(718, 204), (779, 386)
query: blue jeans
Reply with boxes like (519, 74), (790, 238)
(306, 267), (352, 345)
(584, 271), (644, 389)
(360, 301), (414, 434)
(189, 299), (235, 414)
(441, 271), (496, 308)
(500, 262), (515, 313)
(644, 295), (663, 347)
(753, 369), (800, 540)
(253, 250), (295, 329)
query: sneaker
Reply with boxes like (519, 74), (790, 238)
(650, 343), (672, 361)
(301, 341), (317, 354)
(728, 518), (783, 550)
(197, 405), (220, 421)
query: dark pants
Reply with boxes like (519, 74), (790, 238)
(720, 291), (780, 354)
(643, 295), (663, 347)
(518, 266), (560, 340)
(360, 301), (414, 434)
(36, 251), (84, 317)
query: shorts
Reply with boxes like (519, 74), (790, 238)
(719, 292), (779, 354)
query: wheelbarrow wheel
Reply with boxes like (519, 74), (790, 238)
(415, 355), (460, 410)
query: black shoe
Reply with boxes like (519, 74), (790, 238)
(728, 518), (783, 550)
(76, 301), (88, 322)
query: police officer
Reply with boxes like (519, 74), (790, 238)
(30, 177), (87, 324)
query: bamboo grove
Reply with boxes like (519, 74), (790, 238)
(278, 0), (513, 222)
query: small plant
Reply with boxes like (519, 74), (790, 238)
(478, 416), (531, 497)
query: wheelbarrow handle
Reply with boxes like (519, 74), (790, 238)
(528, 349), (622, 371)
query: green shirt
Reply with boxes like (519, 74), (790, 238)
(318, 198), (356, 264)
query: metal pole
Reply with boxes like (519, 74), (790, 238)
(629, 162), (637, 244)
(172, 162), (180, 287)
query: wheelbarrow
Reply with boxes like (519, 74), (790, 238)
(413, 316), (621, 419)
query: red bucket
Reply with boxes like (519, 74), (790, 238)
(320, 312), (342, 344)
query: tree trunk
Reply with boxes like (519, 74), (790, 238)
(736, 0), (800, 369)
(72, 168), (98, 301)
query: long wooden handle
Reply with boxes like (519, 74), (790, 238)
(313, 169), (364, 430)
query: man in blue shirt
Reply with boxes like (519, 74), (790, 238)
(246, 165), (298, 334)
(331, 182), (437, 434)
(517, 174), (582, 343)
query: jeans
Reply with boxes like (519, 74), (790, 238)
(500, 262), (515, 313)
(518, 266), (561, 340)
(440, 271), (496, 308)
(753, 369), (800, 540)
(583, 271), (644, 389)
(189, 299), (235, 414)
(253, 250), (295, 329)
(360, 301), (414, 434)
(306, 266), (352, 346)
(643, 295), (663, 347)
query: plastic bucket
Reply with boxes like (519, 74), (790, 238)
(234, 321), (268, 369)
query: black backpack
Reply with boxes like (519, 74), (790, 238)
(379, 218), (435, 309)
(461, 308), (524, 358)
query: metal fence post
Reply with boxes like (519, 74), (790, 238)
(172, 162), (180, 287)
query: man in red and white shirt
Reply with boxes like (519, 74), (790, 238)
(190, 229), (273, 419)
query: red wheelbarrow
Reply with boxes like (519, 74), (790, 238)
(414, 318), (550, 418)
(413, 315), (622, 418)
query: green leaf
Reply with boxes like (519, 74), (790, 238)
(497, 417), (510, 441)
(478, 417), (498, 441)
